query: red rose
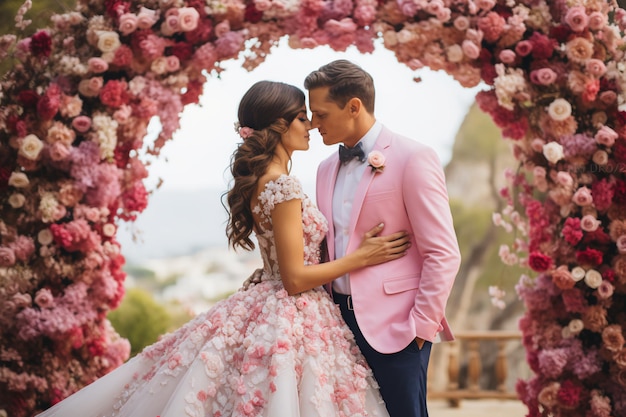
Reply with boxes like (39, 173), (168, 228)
(528, 31), (556, 60)
(30, 30), (52, 57)
(168, 42), (194, 62)
(575, 248), (603, 266)
(549, 25), (573, 44)
(528, 251), (553, 272)
(17, 90), (40, 107)
(184, 19), (213, 44)
(0, 166), (11, 190)
(602, 268), (616, 283)
(556, 380), (582, 409)
(614, 179), (626, 204)
(245, 2), (263, 23)
(105, 0), (130, 19)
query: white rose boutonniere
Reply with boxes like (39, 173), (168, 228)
(367, 150), (386, 173)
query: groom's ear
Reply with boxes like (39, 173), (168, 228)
(347, 97), (362, 116)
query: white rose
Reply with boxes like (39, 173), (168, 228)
(8, 172), (29, 188)
(382, 30), (398, 47)
(38, 228), (54, 245)
(571, 266), (585, 281)
(542, 142), (564, 164)
(150, 57), (168, 74)
(567, 319), (584, 335)
(592, 150), (608, 166)
(102, 223), (116, 237)
(446, 44), (464, 63)
(8, 193), (26, 208)
(19, 134), (44, 160)
(96, 31), (121, 53)
(584, 269), (603, 289)
(396, 29), (415, 44)
(547, 98), (572, 121)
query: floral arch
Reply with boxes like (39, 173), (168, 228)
(1, 0), (626, 416)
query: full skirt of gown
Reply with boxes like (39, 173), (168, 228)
(36, 279), (389, 417)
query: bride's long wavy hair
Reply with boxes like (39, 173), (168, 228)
(225, 81), (306, 251)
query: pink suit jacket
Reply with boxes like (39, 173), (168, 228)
(316, 126), (461, 354)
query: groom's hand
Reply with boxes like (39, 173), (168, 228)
(415, 337), (425, 350)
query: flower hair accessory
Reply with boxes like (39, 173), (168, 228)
(367, 150), (386, 173)
(234, 121), (254, 139)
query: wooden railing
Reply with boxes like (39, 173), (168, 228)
(428, 330), (523, 407)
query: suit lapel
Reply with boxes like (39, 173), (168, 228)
(320, 157), (341, 259)
(348, 128), (392, 235)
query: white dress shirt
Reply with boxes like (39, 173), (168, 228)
(332, 121), (383, 294)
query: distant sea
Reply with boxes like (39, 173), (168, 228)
(117, 187), (230, 263)
(117, 180), (317, 263)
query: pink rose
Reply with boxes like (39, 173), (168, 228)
(34, 288), (54, 308)
(565, 6), (589, 32)
(476, 0), (496, 10)
(461, 40), (480, 59)
(165, 55), (180, 72)
(238, 126), (254, 139)
(0, 247), (16, 266)
(595, 125), (618, 147)
(48, 141), (71, 162)
(161, 14), (179, 36)
(552, 265), (576, 290)
(137, 7), (159, 29)
(586, 59), (606, 77)
(72, 115), (92, 133)
(215, 21), (231, 38)
(178, 7), (200, 32)
(118, 13), (138, 36)
(499, 49), (516, 64)
(588, 11), (607, 31)
(599, 91), (617, 106)
(78, 77), (103, 97)
(515, 40), (533, 56)
(453, 16), (470, 31)
(88, 57), (109, 73)
(555, 171), (573, 188)
(572, 186), (593, 206)
(530, 68), (557, 85)
(580, 215), (601, 232)
(530, 138), (545, 152)
(367, 150), (386, 172)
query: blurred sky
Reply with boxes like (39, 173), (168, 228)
(143, 37), (486, 193)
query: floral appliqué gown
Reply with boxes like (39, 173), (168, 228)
(37, 175), (389, 417)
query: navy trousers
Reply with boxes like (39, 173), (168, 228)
(334, 291), (432, 417)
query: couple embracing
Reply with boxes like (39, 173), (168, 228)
(35, 60), (460, 417)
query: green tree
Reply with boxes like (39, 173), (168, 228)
(108, 288), (172, 357)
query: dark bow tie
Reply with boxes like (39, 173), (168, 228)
(338, 143), (365, 163)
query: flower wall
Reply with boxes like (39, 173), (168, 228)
(0, 0), (625, 416)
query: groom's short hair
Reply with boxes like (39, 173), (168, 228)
(304, 59), (375, 114)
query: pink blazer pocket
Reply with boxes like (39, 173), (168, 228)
(383, 275), (420, 294)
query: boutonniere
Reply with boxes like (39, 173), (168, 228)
(367, 150), (386, 173)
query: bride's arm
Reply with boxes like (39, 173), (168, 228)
(272, 199), (409, 295)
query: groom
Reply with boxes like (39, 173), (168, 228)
(304, 60), (461, 417)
